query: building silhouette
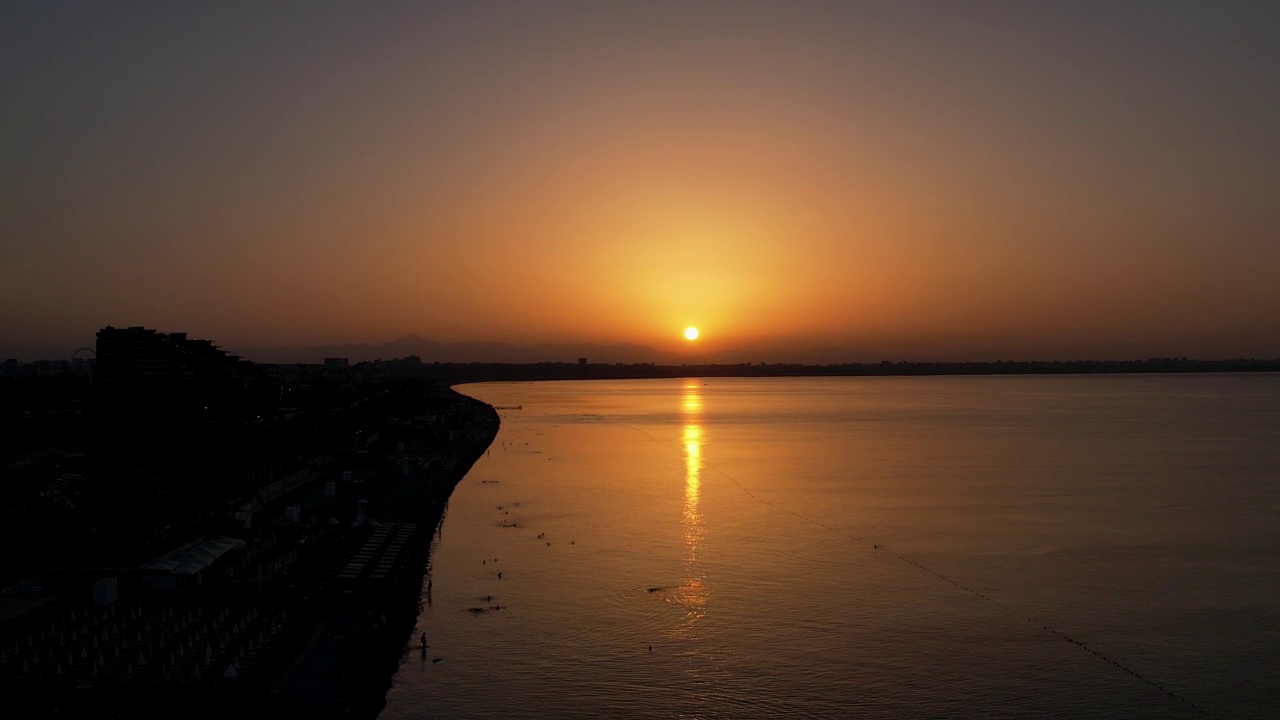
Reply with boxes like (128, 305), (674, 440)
(94, 326), (271, 417)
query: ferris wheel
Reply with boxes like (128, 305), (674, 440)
(68, 347), (97, 376)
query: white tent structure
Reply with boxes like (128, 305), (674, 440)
(140, 537), (246, 590)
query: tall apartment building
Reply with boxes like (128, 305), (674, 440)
(95, 326), (269, 415)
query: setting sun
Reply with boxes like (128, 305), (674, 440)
(684, 327), (700, 341)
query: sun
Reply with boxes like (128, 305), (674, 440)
(684, 327), (700, 341)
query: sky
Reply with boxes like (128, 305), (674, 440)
(3, 1), (1278, 362)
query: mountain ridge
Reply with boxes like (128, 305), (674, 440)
(234, 335), (673, 365)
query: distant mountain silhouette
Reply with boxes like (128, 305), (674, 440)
(235, 335), (677, 365)
(229, 333), (891, 366)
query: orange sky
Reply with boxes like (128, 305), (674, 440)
(3, 2), (1278, 361)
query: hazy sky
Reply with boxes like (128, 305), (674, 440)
(3, 1), (1278, 361)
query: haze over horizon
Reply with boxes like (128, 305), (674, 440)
(4, 2), (1279, 362)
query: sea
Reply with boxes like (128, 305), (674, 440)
(381, 374), (1280, 719)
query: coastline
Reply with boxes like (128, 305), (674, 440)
(0, 385), (500, 719)
(278, 386), (500, 719)
(312, 358), (1280, 388)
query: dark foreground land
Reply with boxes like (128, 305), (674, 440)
(1, 376), (498, 719)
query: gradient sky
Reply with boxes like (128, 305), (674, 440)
(3, 1), (1278, 361)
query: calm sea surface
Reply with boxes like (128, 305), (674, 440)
(382, 375), (1280, 719)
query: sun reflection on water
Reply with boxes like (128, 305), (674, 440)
(674, 381), (708, 637)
